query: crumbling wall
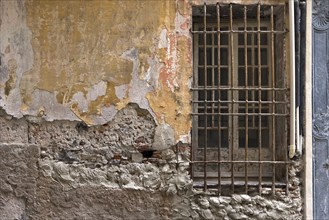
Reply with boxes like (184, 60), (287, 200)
(0, 0), (303, 219)
(0, 0), (191, 141)
(0, 106), (302, 219)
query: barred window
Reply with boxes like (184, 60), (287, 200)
(191, 3), (289, 195)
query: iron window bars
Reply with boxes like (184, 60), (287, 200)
(191, 3), (290, 195)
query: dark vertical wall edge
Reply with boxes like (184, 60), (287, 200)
(300, 1), (306, 135)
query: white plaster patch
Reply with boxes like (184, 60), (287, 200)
(115, 84), (128, 100)
(70, 82), (119, 124)
(144, 57), (162, 89)
(86, 80), (107, 101)
(29, 89), (79, 121)
(71, 91), (88, 113)
(158, 28), (168, 48)
(2, 88), (23, 118)
(90, 105), (118, 124)
(121, 48), (158, 123)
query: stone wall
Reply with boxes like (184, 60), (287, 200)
(0, 0), (303, 219)
(0, 107), (302, 219)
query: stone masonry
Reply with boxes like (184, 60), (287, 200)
(0, 106), (302, 219)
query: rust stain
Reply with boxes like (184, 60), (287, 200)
(158, 32), (178, 92)
(180, 19), (190, 30)
(147, 34), (192, 139)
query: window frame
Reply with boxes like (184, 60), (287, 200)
(191, 3), (290, 195)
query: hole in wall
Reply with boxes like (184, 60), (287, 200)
(141, 150), (155, 158)
(75, 122), (89, 133)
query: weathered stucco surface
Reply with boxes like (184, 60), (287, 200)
(1, 0), (191, 139)
(0, 0), (303, 219)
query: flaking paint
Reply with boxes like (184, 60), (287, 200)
(1, 0), (191, 136)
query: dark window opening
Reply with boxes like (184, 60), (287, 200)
(191, 3), (290, 195)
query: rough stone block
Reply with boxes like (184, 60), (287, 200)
(131, 151), (143, 162)
(152, 124), (175, 150)
(30, 184), (176, 219)
(0, 144), (39, 220)
(0, 117), (28, 144)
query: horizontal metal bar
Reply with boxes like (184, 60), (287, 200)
(197, 65), (229, 68)
(191, 112), (288, 116)
(191, 30), (286, 34)
(192, 100), (288, 104)
(198, 127), (229, 129)
(197, 127), (269, 130)
(198, 64), (268, 67)
(193, 2), (286, 6)
(191, 161), (291, 164)
(191, 87), (288, 91)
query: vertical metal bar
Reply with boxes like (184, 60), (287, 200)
(216, 2), (221, 195)
(244, 5), (249, 194)
(283, 4), (289, 196)
(212, 26), (215, 130)
(191, 24), (197, 184)
(229, 3), (234, 193)
(270, 5), (276, 196)
(251, 28), (256, 130)
(203, 3), (208, 192)
(257, 3), (262, 195)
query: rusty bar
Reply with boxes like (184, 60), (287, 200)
(251, 24), (256, 133)
(210, 18), (215, 131)
(229, 3), (234, 193)
(192, 112), (288, 116)
(191, 160), (292, 164)
(283, 4), (289, 196)
(257, 3), (262, 195)
(244, 5), (249, 194)
(192, 100), (288, 104)
(203, 2), (208, 191)
(216, 2), (221, 195)
(191, 87), (288, 91)
(191, 30), (286, 34)
(191, 9), (198, 184)
(270, 5), (276, 196)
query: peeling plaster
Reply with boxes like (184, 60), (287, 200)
(0, 0), (33, 118)
(29, 89), (79, 121)
(114, 84), (128, 100)
(158, 29), (168, 49)
(0, 0), (194, 142)
(86, 81), (107, 102)
(122, 48), (157, 120)
(144, 57), (162, 89)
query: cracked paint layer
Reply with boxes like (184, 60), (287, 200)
(0, 0), (194, 140)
